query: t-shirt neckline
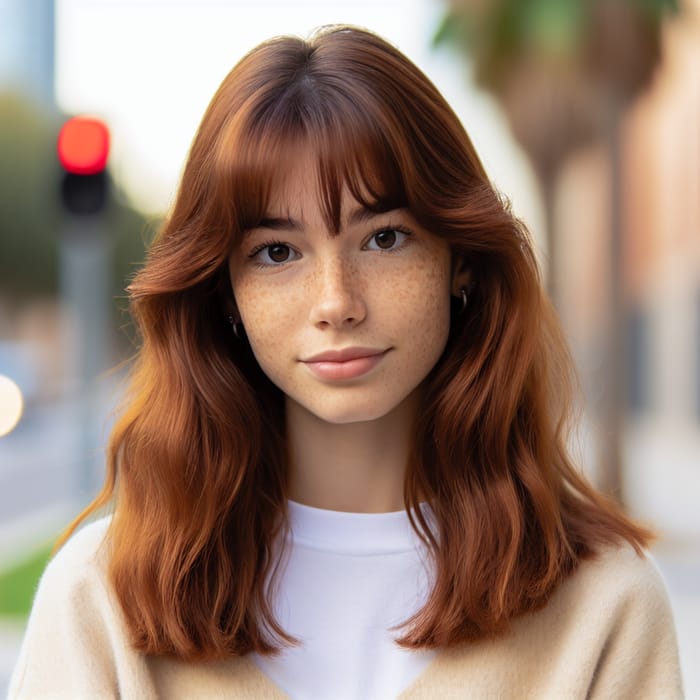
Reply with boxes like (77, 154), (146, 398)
(286, 498), (433, 555)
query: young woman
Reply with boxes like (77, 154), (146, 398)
(11, 24), (682, 699)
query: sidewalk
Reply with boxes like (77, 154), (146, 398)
(653, 540), (700, 698)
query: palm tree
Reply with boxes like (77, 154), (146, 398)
(434, 0), (678, 500)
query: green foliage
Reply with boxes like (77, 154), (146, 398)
(519, 0), (585, 55)
(0, 93), (60, 298)
(638, 0), (678, 18)
(434, 0), (584, 54)
(0, 542), (53, 619)
(433, 0), (679, 89)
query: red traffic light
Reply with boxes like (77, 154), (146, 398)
(58, 116), (110, 175)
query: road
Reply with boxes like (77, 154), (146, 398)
(0, 381), (117, 539)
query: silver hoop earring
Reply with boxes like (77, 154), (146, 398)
(459, 287), (468, 314)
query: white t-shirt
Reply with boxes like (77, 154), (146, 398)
(250, 499), (439, 700)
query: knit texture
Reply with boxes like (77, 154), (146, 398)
(9, 517), (684, 699)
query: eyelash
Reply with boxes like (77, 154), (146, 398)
(247, 225), (414, 269)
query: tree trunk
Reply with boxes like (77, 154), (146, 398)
(540, 172), (559, 310)
(598, 95), (626, 503)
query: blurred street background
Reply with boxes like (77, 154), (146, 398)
(1, 0), (698, 696)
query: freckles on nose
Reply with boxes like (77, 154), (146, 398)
(311, 256), (359, 295)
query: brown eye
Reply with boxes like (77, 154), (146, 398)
(268, 244), (291, 263)
(248, 241), (299, 267)
(374, 230), (397, 249)
(365, 228), (411, 253)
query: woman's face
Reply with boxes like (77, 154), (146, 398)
(228, 156), (465, 425)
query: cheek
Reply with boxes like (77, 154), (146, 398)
(404, 268), (451, 357)
(374, 252), (452, 379)
(234, 281), (290, 357)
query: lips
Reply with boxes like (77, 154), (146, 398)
(301, 347), (391, 381)
(302, 347), (388, 363)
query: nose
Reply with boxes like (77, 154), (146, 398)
(308, 254), (366, 329)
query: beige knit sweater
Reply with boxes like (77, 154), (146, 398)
(9, 517), (683, 699)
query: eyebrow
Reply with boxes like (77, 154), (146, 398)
(256, 205), (401, 232)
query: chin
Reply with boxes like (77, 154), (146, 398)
(293, 396), (400, 425)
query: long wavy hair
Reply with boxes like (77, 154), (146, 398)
(59, 24), (651, 660)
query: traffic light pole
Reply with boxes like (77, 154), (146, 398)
(59, 218), (112, 500)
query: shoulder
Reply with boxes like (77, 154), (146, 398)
(38, 515), (112, 597)
(544, 542), (683, 698)
(402, 543), (683, 699)
(47, 515), (112, 569)
(23, 514), (116, 635)
(544, 541), (678, 644)
(559, 542), (674, 621)
(568, 541), (668, 591)
(502, 541), (677, 644)
(8, 516), (134, 699)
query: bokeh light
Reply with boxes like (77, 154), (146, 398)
(0, 374), (24, 437)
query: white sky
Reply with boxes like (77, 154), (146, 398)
(55, 0), (543, 246)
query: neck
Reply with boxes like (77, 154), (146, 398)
(285, 389), (421, 513)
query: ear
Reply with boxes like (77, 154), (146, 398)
(450, 252), (472, 297)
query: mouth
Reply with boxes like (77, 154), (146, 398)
(301, 348), (391, 381)
(302, 347), (389, 363)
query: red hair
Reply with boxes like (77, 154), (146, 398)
(58, 24), (651, 659)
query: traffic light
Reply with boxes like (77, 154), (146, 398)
(57, 116), (110, 215)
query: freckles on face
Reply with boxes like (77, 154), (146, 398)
(376, 242), (451, 377)
(227, 178), (454, 425)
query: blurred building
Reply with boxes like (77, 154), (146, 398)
(557, 0), (700, 540)
(0, 0), (55, 108)
(0, 0), (63, 403)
